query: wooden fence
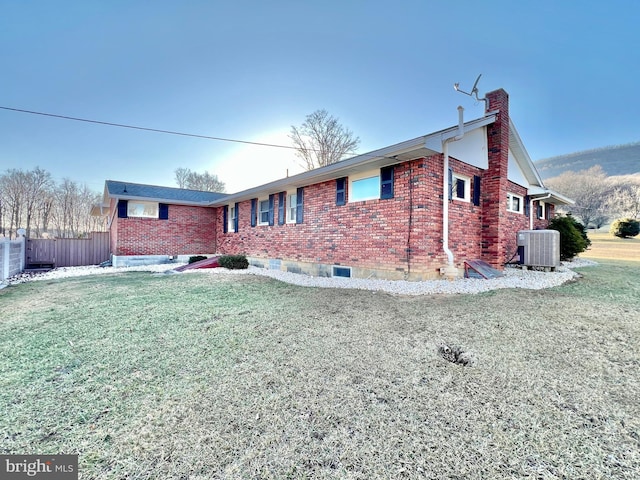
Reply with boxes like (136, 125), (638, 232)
(26, 232), (110, 268)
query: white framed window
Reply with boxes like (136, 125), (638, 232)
(452, 174), (470, 202)
(349, 169), (379, 202)
(127, 201), (158, 218)
(258, 198), (270, 225)
(507, 193), (524, 213)
(287, 192), (297, 223)
(228, 205), (237, 232)
(537, 201), (546, 219)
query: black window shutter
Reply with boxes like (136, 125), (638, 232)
(336, 177), (346, 205)
(117, 199), (128, 218)
(296, 187), (304, 224)
(234, 202), (239, 232)
(380, 167), (394, 199)
(159, 203), (169, 220)
(223, 205), (228, 233)
(268, 194), (275, 226)
(473, 176), (481, 206)
(250, 198), (257, 227)
(278, 192), (285, 225)
(448, 169), (453, 200)
(524, 196), (531, 217)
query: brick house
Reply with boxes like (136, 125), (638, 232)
(95, 89), (572, 279)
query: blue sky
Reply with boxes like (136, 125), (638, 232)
(1, 0), (638, 193)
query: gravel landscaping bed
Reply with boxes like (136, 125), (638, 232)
(4, 258), (597, 295)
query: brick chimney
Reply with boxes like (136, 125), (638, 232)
(481, 89), (510, 268)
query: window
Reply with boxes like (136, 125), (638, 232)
(228, 205), (237, 232)
(332, 265), (352, 278)
(127, 201), (159, 218)
(537, 201), (546, 219)
(287, 192), (297, 223)
(258, 199), (270, 225)
(351, 175), (379, 202)
(507, 193), (524, 213)
(452, 174), (470, 202)
(349, 168), (394, 203)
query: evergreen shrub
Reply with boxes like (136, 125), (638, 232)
(219, 255), (249, 270)
(610, 218), (640, 238)
(547, 215), (591, 261)
(188, 255), (208, 264)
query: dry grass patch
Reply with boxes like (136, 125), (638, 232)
(1, 266), (639, 479)
(583, 230), (640, 263)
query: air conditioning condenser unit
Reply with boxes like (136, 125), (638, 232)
(517, 229), (560, 269)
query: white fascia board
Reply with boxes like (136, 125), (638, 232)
(527, 187), (575, 205)
(509, 119), (544, 187)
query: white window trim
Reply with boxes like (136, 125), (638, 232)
(452, 174), (471, 202)
(127, 201), (159, 218)
(507, 193), (524, 214)
(349, 169), (380, 203)
(538, 201), (546, 219)
(257, 198), (270, 226)
(286, 191), (297, 224)
(228, 205), (236, 233)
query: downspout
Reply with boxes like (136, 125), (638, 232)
(529, 193), (552, 230)
(441, 106), (465, 279)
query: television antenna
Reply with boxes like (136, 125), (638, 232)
(454, 74), (487, 109)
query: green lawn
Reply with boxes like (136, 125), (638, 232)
(1, 266), (639, 479)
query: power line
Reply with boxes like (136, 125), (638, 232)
(0, 105), (402, 164)
(0, 105), (301, 151)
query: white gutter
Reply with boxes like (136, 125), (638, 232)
(441, 106), (465, 278)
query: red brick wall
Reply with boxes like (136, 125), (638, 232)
(215, 155), (497, 277)
(216, 157), (459, 277)
(447, 157), (484, 264)
(113, 203), (216, 256)
(504, 182), (530, 260)
(482, 89), (510, 268)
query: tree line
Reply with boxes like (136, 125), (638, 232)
(545, 165), (640, 228)
(0, 167), (104, 239)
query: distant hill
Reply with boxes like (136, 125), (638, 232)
(534, 142), (640, 179)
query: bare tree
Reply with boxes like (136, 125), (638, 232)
(23, 167), (54, 238)
(0, 169), (28, 238)
(289, 109), (360, 170)
(174, 167), (191, 189)
(607, 174), (640, 219)
(0, 168), (103, 238)
(545, 166), (613, 228)
(174, 168), (225, 192)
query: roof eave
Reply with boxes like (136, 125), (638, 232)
(210, 114), (497, 206)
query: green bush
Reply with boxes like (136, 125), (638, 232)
(610, 218), (640, 238)
(547, 214), (591, 261)
(188, 255), (208, 264)
(219, 255), (249, 270)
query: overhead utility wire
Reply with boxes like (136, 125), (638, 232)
(0, 106), (300, 151)
(0, 105), (409, 164)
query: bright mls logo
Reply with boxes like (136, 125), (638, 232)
(0, 455), (78, 479)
